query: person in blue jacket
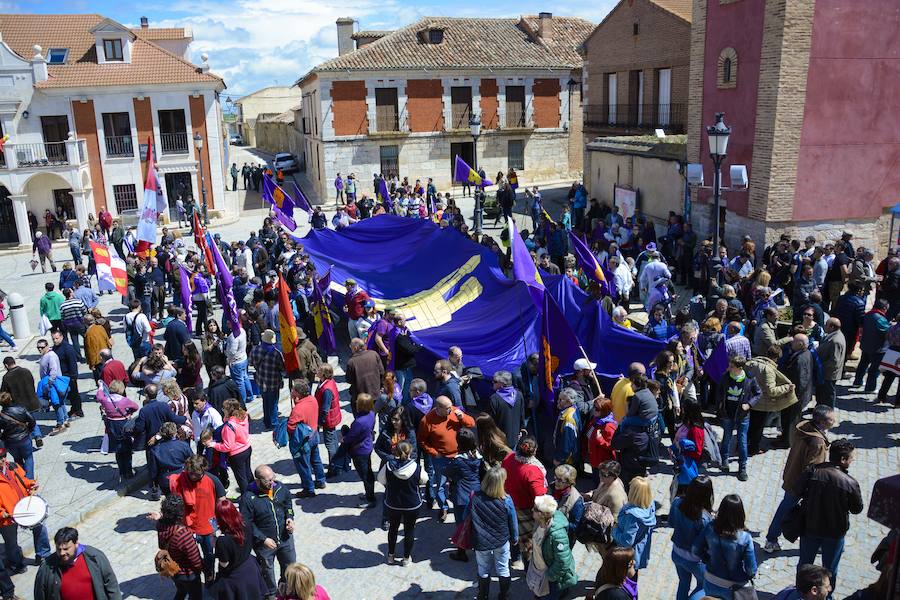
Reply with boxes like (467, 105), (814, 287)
(335, 392), (376, 508)
(613, 476), (657, 575)
(445, 428), (482, 562)
(692, 494), (757, 599)
(669, 475), (714, 600)
(466, 466), (518, 600)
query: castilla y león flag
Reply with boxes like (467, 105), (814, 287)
(90, 241), (127, 295)
(137, 137), (163, 249)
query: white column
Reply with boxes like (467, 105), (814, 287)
(441, 78), (452, 130)
(365, 80), (377, 133)
(524, 77), (535, 127)
(559, 77), (570, 129)
(498, 81), (506, 129)
(398, 80), (409, 132)
(320, 81), (335, 141)
(471, 77), (481, 121)
(9, 195), (31, 247)
(69, 189), (90, 231)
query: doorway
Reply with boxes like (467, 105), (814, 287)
(53, 189), (75, 221)
(41, 115), (69, 163)
(0, 188), (17, 244)
(450, 141), (474, 186)
(164, 172), (193, 221)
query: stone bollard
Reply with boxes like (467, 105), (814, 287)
(7, 292), (30, 338)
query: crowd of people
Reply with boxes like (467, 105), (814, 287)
(0, 177), (895, 600)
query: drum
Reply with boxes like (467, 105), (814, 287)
(12, 495), (48, 528)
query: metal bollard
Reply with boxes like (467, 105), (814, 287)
(8, 292), (30, 338)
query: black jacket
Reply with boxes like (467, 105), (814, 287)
(393, 333), (421, 370)
(377, 457), (425, 511)
(489, 390), (525, 449)
(241, 481), (294, 544)
(134, 401), (187, 443)
(53, 341), (79, 377)
(0, 366), (40, 412)
(0, 406), (35, 444)
(206, 377), (240, 414)
(34, 544), (121, 600)
(784, 349), (814, 407)
(799, 462), (863, 538)
(164, 320), (190, 362)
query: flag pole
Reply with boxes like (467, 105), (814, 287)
(576, 343), (604, 401)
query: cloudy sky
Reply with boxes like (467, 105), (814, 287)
(21, 0), (617, 99)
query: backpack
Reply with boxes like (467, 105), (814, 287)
(273, 415), (289, 448)
(124, 313), (138, 347)
(574, 501), (614, 546)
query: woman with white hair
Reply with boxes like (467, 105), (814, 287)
(527, 494), (577, 599)
(611, 306), (632, 330)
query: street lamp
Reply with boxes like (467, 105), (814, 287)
(706, 112), (731, 251)
(469, 114), (482, 232)
(193, 132), (209, 226)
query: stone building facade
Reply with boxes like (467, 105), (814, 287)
(688, 0), (900, 255)
(295, 14), (593, 201)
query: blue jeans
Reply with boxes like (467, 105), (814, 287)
(395, 367), (413, 403)
(130, 341), (151, 363)
(260, 389), (279, 430)
(429, 455), (450, 511)
(54, 398), (68, 427)
(69, 245), (82, 266)
(322, 427), (338, 467)
(0, 522), (51, 567)
(6, 439), (34, 479)
(255, 537), (296, 595)
(229, 359), (251, 405)
(853, 351), (882, 392)
(704, 581), (737, 600)
(672, 551), (706, 600)
(196, 532), (215, 576)
(720, 415), (749, 470)
(139, 297), (151, 321)
(292, 439), (325, 492)
(476, 542), (511, 578)
(766, 491), (799, 543)
(799, 535), (845, 592)
(0, 326), (14, 348)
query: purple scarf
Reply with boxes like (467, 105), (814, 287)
(412, 393), (434, 415)
(495, 386), (518, 407)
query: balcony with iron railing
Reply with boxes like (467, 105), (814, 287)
(505, 107), (530, 129)
(375, 112), (400, 133)
(160, 131), (189, 155)
(0, 140), (89, 170)
(449, 105), (472, 130)
(105, 135), (134, 157)
(584, 103), (687, 133)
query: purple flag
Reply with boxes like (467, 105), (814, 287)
(538, 291), (582, 414)
(178, 264), (193, 334)
(454, 155), (492, 187)
(704, 338), (730, 384)
(291, 181), (312, 213)
(376, 177), (392, 212)
(510, 221), (544, 309)
(366, 316), (400, 371)
(206, 233), (241, 337)
(262, 176), (297, 230)
(312, 269), (336, 354)
(568, 231), (610, 296)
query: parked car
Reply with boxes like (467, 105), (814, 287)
(229, 134), (244, 145)
(272, 152), (299, 173)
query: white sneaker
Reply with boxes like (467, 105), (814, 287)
(763, 540), (781, 554)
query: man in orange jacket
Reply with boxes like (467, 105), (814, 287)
(0, 447), (51, 574)
(417, 395), (475, 521)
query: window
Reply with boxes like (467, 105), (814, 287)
(428, 29), (444, 44)
(633, 22), (639, 36)
(113, 184), (138, 213)
(374, 88), (399, 132)
(379, 145), (399, 177)
(508, 140), (524, 170)
(158, 109), (188, 154)
(450, 86), (472, 129)
(103, 38), (123, 61)
(505, 85), (525, 127)
(102, 112), (132, 157)
(717, 47), (738, 89)
(47, 48), (68, 64)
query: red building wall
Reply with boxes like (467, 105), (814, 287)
(532, 79), (560, 129)
(697, 0), (765, 217)
(406, 79), (444, 133)
(793, 0), (900, 221)
(479, 79), (499, 130)
(331, 81), (369, 136)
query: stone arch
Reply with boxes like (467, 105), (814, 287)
(717, 47), (738, 89)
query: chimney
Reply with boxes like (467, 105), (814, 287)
(538, 12), (552, 40)
(336, 17), (355, 57)
(31, 44), (48, 83)
(199, 53), (210, 73)
(140, 16), (149, 29)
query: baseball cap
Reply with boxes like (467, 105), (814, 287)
(573, 358), (596, 371)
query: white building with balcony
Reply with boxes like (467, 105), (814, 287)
(0, 13), (227, 248)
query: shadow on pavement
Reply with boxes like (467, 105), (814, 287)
(321, 543), (384, 569)
(63, 435), (103, 454)
(120, 573), (173, 599)
(64, 460), (117, 490)
(114, 514), (157, 534)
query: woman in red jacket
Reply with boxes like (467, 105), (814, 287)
(501, 435), (547, 564)
(587, 398), (618, 487)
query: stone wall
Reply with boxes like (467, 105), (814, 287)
(321, 130), (573, 195)
(586, 149), (684, 224)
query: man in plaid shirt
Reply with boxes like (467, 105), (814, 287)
(250, 329), (285, 430)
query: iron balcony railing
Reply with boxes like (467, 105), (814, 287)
(584, 102), (687, 133)
(105, 135), (134, 157)
(160, 131), (189, 155)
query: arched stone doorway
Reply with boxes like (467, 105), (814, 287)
(0, 187), (17, 244)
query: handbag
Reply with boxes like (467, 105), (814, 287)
(450, 513), (473, 550)
(781, 502), (805, 543)
(154, 549), (181, 577)
(525, 558), (550, 596)
(732, 581), (758, 600)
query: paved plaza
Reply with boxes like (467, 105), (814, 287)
(0, 169), (894, 599)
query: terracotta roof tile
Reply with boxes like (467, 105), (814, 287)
(648, 0), (692, 22)
(0, 14), (222, 89)
(131, 27), (189, 41)
(312, 16), (594, 74)
(351, 30), (392, 40)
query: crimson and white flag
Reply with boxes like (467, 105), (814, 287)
(136, 137), (163, 245)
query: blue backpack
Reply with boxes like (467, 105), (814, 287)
(273, 416), (289, 448)
(288, 421), (314, 456)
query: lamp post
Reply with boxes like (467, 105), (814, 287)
(192, 132), (209, 226)
(706, 112), (731, 251)
(469, 114), (482, 232)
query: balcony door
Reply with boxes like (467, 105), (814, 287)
(158, 109), (188, 154)
(375, 88), (399, 132)
(41, 115), (69, 162)
(450, 86), (472, 130)
(657, 68), (671, 127)
(102, 112), (133, 157)
(606, 74), (617, 124)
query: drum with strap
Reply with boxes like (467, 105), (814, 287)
(12, 495), (49, 528)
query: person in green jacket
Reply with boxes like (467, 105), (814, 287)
(40, 282), (65, 329)
(529, 494), (578, 599)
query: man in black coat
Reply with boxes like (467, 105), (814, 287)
(206, 365), (241, 413)
(488, 370), (525, 449)
(133, 384), (187, 499)
(51, 328), (82, 418)
(1, 356), (42, 447)
(781, 334), (813, 448)
(164, 308), (191, 362)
